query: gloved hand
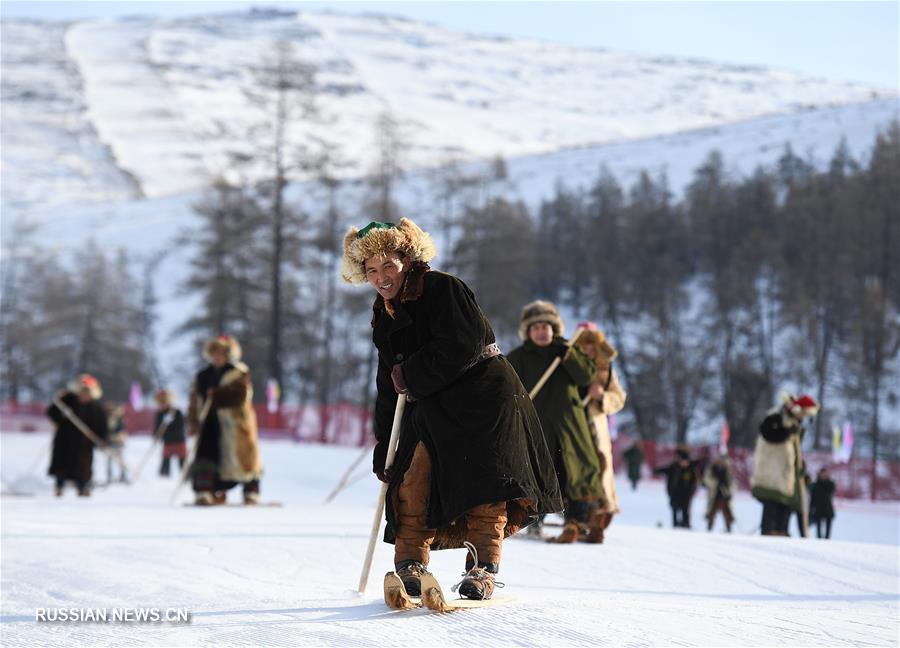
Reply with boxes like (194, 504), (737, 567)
(391, 364), (408, 394)
(376, 466), (395, 483)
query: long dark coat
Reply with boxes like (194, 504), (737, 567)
(656, 460), (700, 507)
(47, 392), (108, 484)
(506, 338), (604, 502)
(624, 444), (644, 483)
(809, 477), (836, 520)
(373, 264), (562, 549)
(155, 408), (186, 445)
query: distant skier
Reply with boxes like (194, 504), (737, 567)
(703, 454), (736, 532)
(46, 374), (108, 497)
(507, 301), (604, 544)
(104, 403), (129, 484)
(750, 394), (819, 536)
(575, 321), (627, 543)
(341, 217), (562, 603)
(153, 389), (187, 477)
(623, 439), (644, 491)
(809, 467), (836, 539)
(654, 445), (700, 529)
(187, 335), (262, 505)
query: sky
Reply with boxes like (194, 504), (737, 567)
(1, 1), (898, 89)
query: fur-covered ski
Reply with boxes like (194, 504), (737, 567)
(383, 571), (421, 609)
(383, 571), (512, 612)
(420, 572), (512, 611)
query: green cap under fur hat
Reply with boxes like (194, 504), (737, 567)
(341, 217), (437, 284)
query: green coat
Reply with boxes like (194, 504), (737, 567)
(507, 338), (604, 502)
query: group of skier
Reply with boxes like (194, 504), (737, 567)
(46, 335), (263, 507)
(45, 214), (838, 608)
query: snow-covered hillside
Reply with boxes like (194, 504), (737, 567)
(1, 8), (895, 215)
(1, 432), (897, 646)
(9, 95), (895, 394)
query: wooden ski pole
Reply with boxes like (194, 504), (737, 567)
(358, 393), (406, 594)
(529, 328), (585, 400)
(51, 395), (130, 474)
(169, 398), (212, 506)
(132, 415), (172, 481)
(796, 435), (810, 538)
(324, 443), (370, 504)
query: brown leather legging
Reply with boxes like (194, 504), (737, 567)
(394, 442), (507, 569)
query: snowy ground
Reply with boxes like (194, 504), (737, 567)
(2, 431), (898, 646)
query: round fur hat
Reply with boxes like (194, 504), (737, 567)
(68, 373), (103, 400)
(574, 323), (618, 366)
(341, 217), (437, 284)
(203, 335), (242, 363)
(519, 300), (564, 340)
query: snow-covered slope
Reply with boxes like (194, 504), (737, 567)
(13, 96), (897, 394)
(1, 8), (895, 214)
(1, 432), (897, 646)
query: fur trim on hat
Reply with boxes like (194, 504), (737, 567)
(780, 392), (819, 420)
(341, 217), (437, 284)
(519, 300), (564, 340)
(203, 335), (242, 363)
(575, 328), (618, 366)
(68, 374), (103, 400)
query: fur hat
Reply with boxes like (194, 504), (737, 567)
(153, 388), (176, 406)
(341, 218), (437, 284)
(519, 300), (564, 340)
(68, 374), (102, 400)
(781, 393), (819, 420)
(203, 335), (242, 362)
(575, 321), (618, 366)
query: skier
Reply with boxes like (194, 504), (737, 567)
(750, 394), (819, 536)
(187, 335), (263, 505)
(341, 218), (562, 602)
(574, 321), (627, 543)
(46, 374), (108, 497)
(507, 301), (604, 544)
(623, 439), (644, 491)
(654, 445), (700, 528)
(703, 454), (736, 532)
(104, 403), (129, 484)
(809, 467), (836, 539)
(154, 389), (187, 477)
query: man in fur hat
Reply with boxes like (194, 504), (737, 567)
(187, 335), (262, 505)
(575, 321), (627, 542)
(750, 394), (819, 536)
(46, 374), (108, 497)
(342, 218), (562, 603)
(506, 301), (603, 543)
(154, 389), (187, 477)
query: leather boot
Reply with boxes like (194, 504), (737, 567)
(583, 510), (605, 544)
(549, 520), (581, 543)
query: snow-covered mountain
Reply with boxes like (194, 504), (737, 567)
(1, 8), (895, 218)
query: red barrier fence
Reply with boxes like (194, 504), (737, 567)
(0, 400), (373, 447)
(3, 402), (896, 500)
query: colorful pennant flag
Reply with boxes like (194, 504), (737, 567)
(266, 378), (281, 414)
